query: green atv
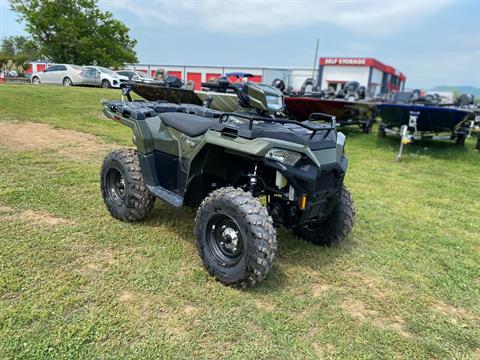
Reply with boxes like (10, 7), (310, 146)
(100, 82), (355, 287)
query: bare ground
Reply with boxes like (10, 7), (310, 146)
(0, 121), (115, 161)
(0, 204), (73, 226)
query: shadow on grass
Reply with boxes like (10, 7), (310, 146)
(142, 202), (354, 292)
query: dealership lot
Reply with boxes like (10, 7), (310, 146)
(0, 85), (478, 358)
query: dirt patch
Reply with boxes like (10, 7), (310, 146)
(312, 342), (335, 358)
(117, 289), (190, 338)
(118, 290), (162, 323)
(0, 121), (114, 161)
(183, 304), (197, 315)
(343, 271), (391, 301)
(341, 299), (374, 320)
(254, 298), (275, 311)
(431, 301), (476, 321)
(341, 299), (412, 338)
(76, 249), (117, 274)
(0, 204), (73, 226)
(312, 283), (332, 297)
(119, 291), (137, 303)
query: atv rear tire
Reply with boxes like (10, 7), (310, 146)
(195, 187), (277, 288)
(294, 185), (355, 246)
(100, 149), (155, 222)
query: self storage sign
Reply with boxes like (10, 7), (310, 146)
(322, 58), (367, 65)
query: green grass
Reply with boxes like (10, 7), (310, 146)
(0, 84), (479, 359)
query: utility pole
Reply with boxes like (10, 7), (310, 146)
(312, 38), (319, 80)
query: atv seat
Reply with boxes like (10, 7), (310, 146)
(160, 112), (216, 137)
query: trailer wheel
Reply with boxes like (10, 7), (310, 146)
(195, 187), (277, 288)
(362, 119), (373, 134)
(456, 132), (466, 146)
(378, 126), (386, 138)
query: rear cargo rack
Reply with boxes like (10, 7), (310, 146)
(218, 112), (336, 139)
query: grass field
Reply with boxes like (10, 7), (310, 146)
(0, 84), (479, 359)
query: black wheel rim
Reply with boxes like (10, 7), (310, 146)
(106, 167), (126, 205)
(206, 214), (244, 266)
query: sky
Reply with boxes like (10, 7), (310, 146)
(1, 0), (479, 89)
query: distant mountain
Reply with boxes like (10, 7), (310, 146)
(430, 86), (480, 97)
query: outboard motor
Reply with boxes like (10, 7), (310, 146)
(336, 89), (346, 99)
(457, 93), (474, 106)
(358, 86), (366, 99)
(300, 78), (315, 95)
(393, 91), (414, 104)
(325, 87), (336, 99)
(271, 78), (286, 93)
(343, 81), (361, 102)
(164, 76), (183, 88)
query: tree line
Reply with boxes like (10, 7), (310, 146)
(1, 0), (138, 74)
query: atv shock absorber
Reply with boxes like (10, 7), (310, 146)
(247, 164), (261, 196)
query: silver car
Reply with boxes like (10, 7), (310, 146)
(31, 64), (91, 86)
(85, 66), (129, 88)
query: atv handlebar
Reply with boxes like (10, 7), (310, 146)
(218, 112), (336, 139)
(201, 81), (241, 93)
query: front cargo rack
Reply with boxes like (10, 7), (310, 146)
(218, 112), (337, 139)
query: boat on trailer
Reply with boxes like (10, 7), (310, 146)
(274, 80), (376, 133)
(376, 91), (474, 160)
(284, 96), (375, 133)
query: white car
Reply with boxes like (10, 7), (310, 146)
(85, 66), (128, 88)
(116, 70), (154, 83)
(31, 64), (91, 86)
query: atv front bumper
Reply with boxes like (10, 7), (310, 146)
(264, 155), (348, 227)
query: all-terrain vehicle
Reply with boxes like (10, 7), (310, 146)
(100, 82), (355, 287)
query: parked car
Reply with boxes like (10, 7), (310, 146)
(6, 70), (19, 77)
(31, 64), (91, 86)
(116, 70), (154, 83)
(85, 66), (128, 88)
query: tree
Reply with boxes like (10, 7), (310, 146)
(10, 0), (138, 67)
(0, 35), (39, 73)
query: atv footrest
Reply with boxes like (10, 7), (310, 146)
(146, 185), (183, 208)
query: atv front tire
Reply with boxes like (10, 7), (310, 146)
(195, 187), (277, 288)
(294, 185), (355, 246)
(100, 149), (155, 222)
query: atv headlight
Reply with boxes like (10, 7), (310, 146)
(266, 95), (283, 111)
(265, 148), (301, 166)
